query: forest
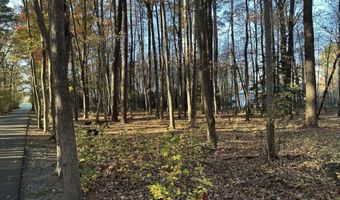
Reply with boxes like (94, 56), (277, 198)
(0, 0), (339, 199)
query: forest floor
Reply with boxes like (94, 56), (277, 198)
(21, 112), (339, 199)
(78, 112), (340, 199)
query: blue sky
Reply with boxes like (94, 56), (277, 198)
(8, 0), (21, 8)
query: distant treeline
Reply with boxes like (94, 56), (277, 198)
(0, 90), (19, 115)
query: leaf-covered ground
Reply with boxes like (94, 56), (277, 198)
(75, 113), (340, 199)
(20, 115), (64, 200)
(21, 112), (339, 199)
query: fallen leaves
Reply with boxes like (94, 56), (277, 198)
(75, 113), (339, 199)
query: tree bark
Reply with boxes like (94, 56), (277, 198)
(160, 0), (175, 129)
(150, 4), (160, 118)
(230, 0), (240, 115)
(244, 0), (251, 121)
(196, 0), (218, 147)
(70, 39), (78, 122)
(303, 0), (318, 127)
(264, 0), (277, 161)
(287, 0), (295, 113)
(213, 0), (218, 116)
(33, 0), (82, 198)
(111, 0), (122, 122)
(260, 0), (266, 114)
(120, 0), (128, 123)
(155, 4), (164, 119)
(82, 0), (89, 119)
(177, 0), (184, 119)
(183, 0), (194, 127)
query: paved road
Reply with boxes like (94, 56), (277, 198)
(0, 109), (29, 200)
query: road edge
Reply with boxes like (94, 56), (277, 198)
(18, 111), (30, 200)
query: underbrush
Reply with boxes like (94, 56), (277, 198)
(75, 116), (340, 199)
(76, 128), (213, 199)
(0, 90), (18, 114)
(76, 129), (113, 193)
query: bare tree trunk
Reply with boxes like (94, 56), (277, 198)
(23, 0), (41, 129)
(287, 0), (295, 114)
(303, 0), (318, 127)
(120, 0), (128, 123)
(33, 59), (42, 129)
(147, 4), (153, 116)
(150, 4), (160, 118)
(253, 0), (259, 113)
(196, 0), (218, 147)
(184, 0), (194, 127)
(213, 0), (218, 116)
(32, 59), (41, 129)
(317, 54), (340, 117)
(244, 0), (251, 121)
(177, 0), (184, 119)
(111, 0), (122, 122)
(138, 2), (147, 113)
(94, 0), (104, 123)
(69, 0), (85, 120)
(33, 0), (82, 198)
(41, 39), (49, 132)
(278, 0), (290, 87)
(230, 0), (240, 115)
(191, 5), (197, 127)
(160, 1), (175, 129)
(260, 0), (266, 114)
(155, 4), (164, 119)
(129, 0), (135, 119)
(40, 0), (49, 133)
(70, 39), (78, 122)
(264, 0), (277, 161)
(82, 0), (89, 119)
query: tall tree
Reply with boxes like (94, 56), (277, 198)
(32, 0), (82, 198)
(278, 0), (290, 86)
(196, 0), (218, 147)
(22, 0), (41, 129)
(149, 4), (160, 118)
(111, 0), (122, 122)
(146, 2), (153, 115)
(39, 0), (49, 132)
(212, 0), (218, 116)
(264, 0), (277, 160)
(287, 0), (296, 110)
(81, 0), (89, 119)
(303, 0), (318, 127)
(120, 0), (128, 123)
(244, 0), (250, 121)
(177, 0), (184, 119)
(184, 0), (195, 127)
(230, 0), (240, 115)
(160, 0), (175, 129)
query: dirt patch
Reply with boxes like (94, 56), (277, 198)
(20, 115), (64, 200)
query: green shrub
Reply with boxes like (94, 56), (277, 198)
(76, 129), (113, 193)
(76, 128), (212, 198)
(147, 134), (212, 199)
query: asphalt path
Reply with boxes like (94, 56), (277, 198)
(0, 109), (29, 200)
